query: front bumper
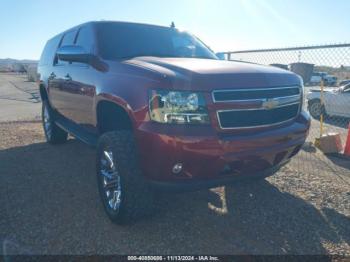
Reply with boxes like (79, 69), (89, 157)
(148, 159), (290, 192)
(135, 111), (310, 186)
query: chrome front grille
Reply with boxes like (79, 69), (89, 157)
(213, 86), (302, 129)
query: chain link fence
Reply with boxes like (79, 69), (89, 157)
(221, 44), (350, 176)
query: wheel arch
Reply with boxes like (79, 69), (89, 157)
(39, 83), (48, 101)
(95, 98), (136, 135)
(307, 97), (321, 106)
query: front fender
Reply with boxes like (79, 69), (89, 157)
(94, 94), (137, 128)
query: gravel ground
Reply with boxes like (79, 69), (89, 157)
(0, 73), (41, 122)
(0, 122), (349, 255)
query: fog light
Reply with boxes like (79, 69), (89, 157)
(172, 163), (183, 174)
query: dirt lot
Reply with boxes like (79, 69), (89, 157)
(0, 122), (349, 255)
(0, 73), (41, 122)
(0, 73), (349, 255)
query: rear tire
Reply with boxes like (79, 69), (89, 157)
(96, 131), (154, 224)
(42, 100), (68, 144)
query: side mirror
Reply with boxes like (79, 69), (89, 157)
(56, 45), (91, 63)
(216, 52), (226, 60)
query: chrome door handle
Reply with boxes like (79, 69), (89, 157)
(63, 74), (72, 81)
(49, 72), (56, 79)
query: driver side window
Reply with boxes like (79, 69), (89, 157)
(75, 26), (94, 53)
(54, 29), (77, 66)
(73, 25), (94, 67)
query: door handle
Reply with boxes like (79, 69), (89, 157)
(49, 72), (56, 79)
(63, 74), (72, 81)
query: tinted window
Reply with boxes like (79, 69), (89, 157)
(76, 26), (94, 52)
(39, 35), (61, 66)
(56, 29), (77, 65)
(96, 23), (217, 60)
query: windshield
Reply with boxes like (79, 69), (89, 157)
(96, 23), (217, 60)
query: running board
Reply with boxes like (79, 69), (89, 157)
(55, 117), (98, 147)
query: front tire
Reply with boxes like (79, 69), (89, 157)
(308, 99), (325, 119)
(42, 100), (68, 144)
(96, 131), (154, 224)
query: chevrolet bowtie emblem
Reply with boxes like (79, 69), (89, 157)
(262, 99), (279, 110)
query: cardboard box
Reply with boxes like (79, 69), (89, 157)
(316, 133), (343, 154)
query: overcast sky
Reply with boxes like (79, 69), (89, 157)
(0, 0), (349, 60)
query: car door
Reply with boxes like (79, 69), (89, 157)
(49, 29), (78, 119)
(337, 84), (350, 117)
(63, 24), (97, 131)
(44, 34), (62, 110)
(323, 89), (338, 116)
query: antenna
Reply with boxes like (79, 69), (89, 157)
(170, 22), (175, 28)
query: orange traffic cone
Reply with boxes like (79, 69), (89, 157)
(344, 123), (350, 157)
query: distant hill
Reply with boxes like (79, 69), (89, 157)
(0, 58), (38, 65)
(0, 58), (38, 72)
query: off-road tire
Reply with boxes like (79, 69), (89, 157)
(96, 131), (154, 224)
(42, 100), (68, 144)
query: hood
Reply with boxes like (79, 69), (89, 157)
(124, 57), (302, 91)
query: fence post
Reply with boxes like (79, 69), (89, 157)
(320, 79), (324, 137)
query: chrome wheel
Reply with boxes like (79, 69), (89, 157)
(309, 101), (322, 118)
(100, 150), (122, 212)
(43, 104), (52, 139)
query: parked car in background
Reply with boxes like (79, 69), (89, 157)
(38, 21), (310, 224)
(307, 83), (350, 118)
(323, 75), (337, 86)
(339, 79), (350, 86)
(309, 72), (322, 85)
(309, 72), (337, 86)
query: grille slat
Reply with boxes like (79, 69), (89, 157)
(213, 86), (300, 102)
(218, 104), (299, 129)
(213, 86), (301, 129)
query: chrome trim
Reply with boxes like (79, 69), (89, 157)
(217, 102), (300, 113)
(216, 113), (298, 130)
(214, 94), (299, 104)
(212, 86), (302, 129)
(263, 95), (300, 109)
(216, 101), (300, 112)
(216, 103), (300, 129)
(212, 86), (301, 103)
(100, 150), (122, 212)
(163, 113), (209, 123)
(211, 95), (300, 110)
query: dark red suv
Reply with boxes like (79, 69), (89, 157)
(38, 21), (310, 224)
